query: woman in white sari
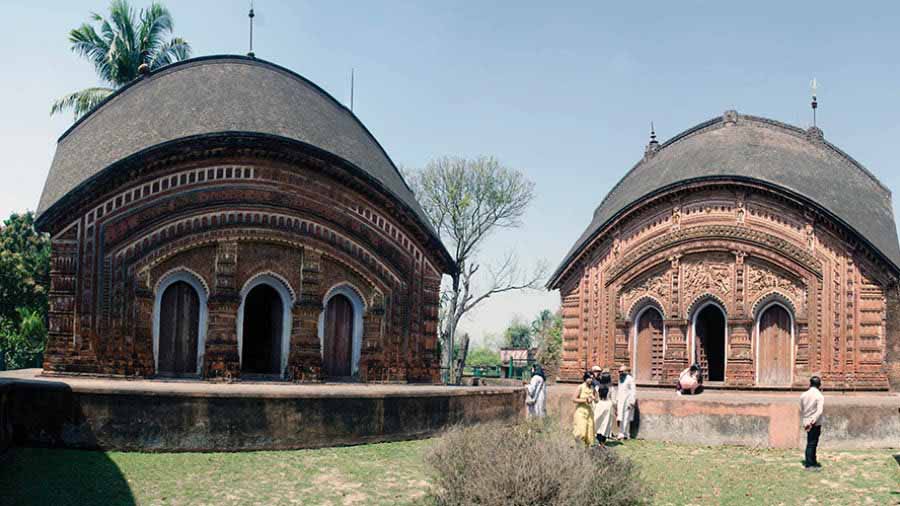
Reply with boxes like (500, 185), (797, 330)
(593, 384), (614, 445)
(526, 365), (547, 418)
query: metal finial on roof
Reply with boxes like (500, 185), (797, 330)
(644, 121), (660, 158)
(350, 68), (355, 112)
(248, 1), (256, 58)
(810, 78), (818, 127)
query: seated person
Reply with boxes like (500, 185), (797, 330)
(676, 364), (701, 395)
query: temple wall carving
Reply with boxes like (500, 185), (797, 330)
(42, 154), (444, 383)
(555, 183), (896, 389)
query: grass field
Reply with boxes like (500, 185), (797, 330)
(2, 439), (898, 506)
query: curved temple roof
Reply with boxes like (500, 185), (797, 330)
(36, 55), (450, 265)
(549, 112), (900, 287)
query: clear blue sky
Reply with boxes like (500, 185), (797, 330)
(3, 1), (900, 344)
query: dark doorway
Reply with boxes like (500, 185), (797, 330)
(323, 294), (354, 378)
(634, 308), (664, 383)
(241, 284), (283, 375)
(757, 304), (792, 386)
(158, 281), (200, 376)
(695, 304), (726, 382)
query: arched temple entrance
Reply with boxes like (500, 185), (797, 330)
(756, 303), (793, 386)
(240, 284), (284, 375)
(319, 284), (365, 379)
(157, 281), (201, 375)
(633, 307), (664, 383)
(693, 302), (726, 382)
(323, 294), (354, 377)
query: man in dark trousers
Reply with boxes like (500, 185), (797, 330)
(799, 376), (825, 470)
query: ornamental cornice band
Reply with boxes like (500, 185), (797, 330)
(606, 224), (821, 282)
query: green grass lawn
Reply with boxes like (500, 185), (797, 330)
(2, 440), (897, 506)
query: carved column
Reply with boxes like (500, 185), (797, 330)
(357, 289), (387, 382)
(44, 234), (80, 372)
(733, 251), (747, 317)
(663, 320), (688, 383)
(288, 248), (324, 382)
(205, 241), (240, 380)
(614, 318), (629, 368)
(794, 318), (811, 386)
(662, 255), (686, 382)
(132, 270), (154, 376)
(727, 318), (753, 386)
(420, 273), (441, 383)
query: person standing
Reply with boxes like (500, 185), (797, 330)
(572, 371), (597, 446)
(616, 365), (636, 440)
(593, 384), (615, 446)
(800, 376), (825, 470)
(526, 364), (547, 418)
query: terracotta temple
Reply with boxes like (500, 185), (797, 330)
(34, 56), (452, 383)
(549, 111), (900, 390)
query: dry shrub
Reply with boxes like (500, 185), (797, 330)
(421, 418), (652, 506)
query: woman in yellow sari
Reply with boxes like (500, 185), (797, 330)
(572, 371), (596, 446)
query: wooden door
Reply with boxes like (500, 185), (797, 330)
(757, 305), (792, 386)
(635, 309), (663, 383)
(158, 281), (200, 375)
(324, 294), (353, 377)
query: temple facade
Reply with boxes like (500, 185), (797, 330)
(34, 56), (451, 383)
(549, 111), (900, 390)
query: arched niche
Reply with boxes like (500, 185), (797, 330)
(318, 283), (366, 378)
(152, 268), (209, 376)
(631, 303), (665, 383)
(689, 297), (728, 383)
(754, 300), (795, 386)
(237, 272), (295, 377)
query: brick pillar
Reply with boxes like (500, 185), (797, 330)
(288, 248), (324, 381)
(204, 242), (240, 380)
(359, 312), (386, 382)
(287, 304), (323, 382)
(132, 278), (155, 376)
(44, 237), (79, 372)
(794, 318), (811, 387)
(727, 318), (753, 386)
(883, 285), (900, 390)
(663, 319), (688, 382)
(614, 319), (629, 368)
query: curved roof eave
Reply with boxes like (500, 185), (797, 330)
(36, 54), (454, 272)
(548, 113), (900, 289)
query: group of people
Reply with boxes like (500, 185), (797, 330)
(526, 361), (827, 469)
(572, 365), (636, 446)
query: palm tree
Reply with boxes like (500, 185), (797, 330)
(51, 0), (192, 119)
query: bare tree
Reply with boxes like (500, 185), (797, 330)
(407, 156), (544, 383)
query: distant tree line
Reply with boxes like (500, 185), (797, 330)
(456, 308), (563, 379)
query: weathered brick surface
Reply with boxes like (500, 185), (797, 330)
(555, 183), (897, 390)
(40, 144), (447, 383)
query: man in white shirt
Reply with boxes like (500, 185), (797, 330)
(799, 376), (825, 470)
(616, 365), (636, 440)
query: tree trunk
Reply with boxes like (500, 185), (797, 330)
(441, 272), (462, 384)
(454, 333), (470, 385)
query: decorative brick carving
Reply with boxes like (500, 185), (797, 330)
(554, 182), (893, 389)
(746, 260), (806, 316)
(38, 148), (448, 383)
(681, 253), (732, 313)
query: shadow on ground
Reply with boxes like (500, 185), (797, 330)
(0, 378), (135, 506)
(0, 448), (135, 506)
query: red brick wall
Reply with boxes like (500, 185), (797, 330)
(42, 147), (445, 383)
(555, 182), (897, 390)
